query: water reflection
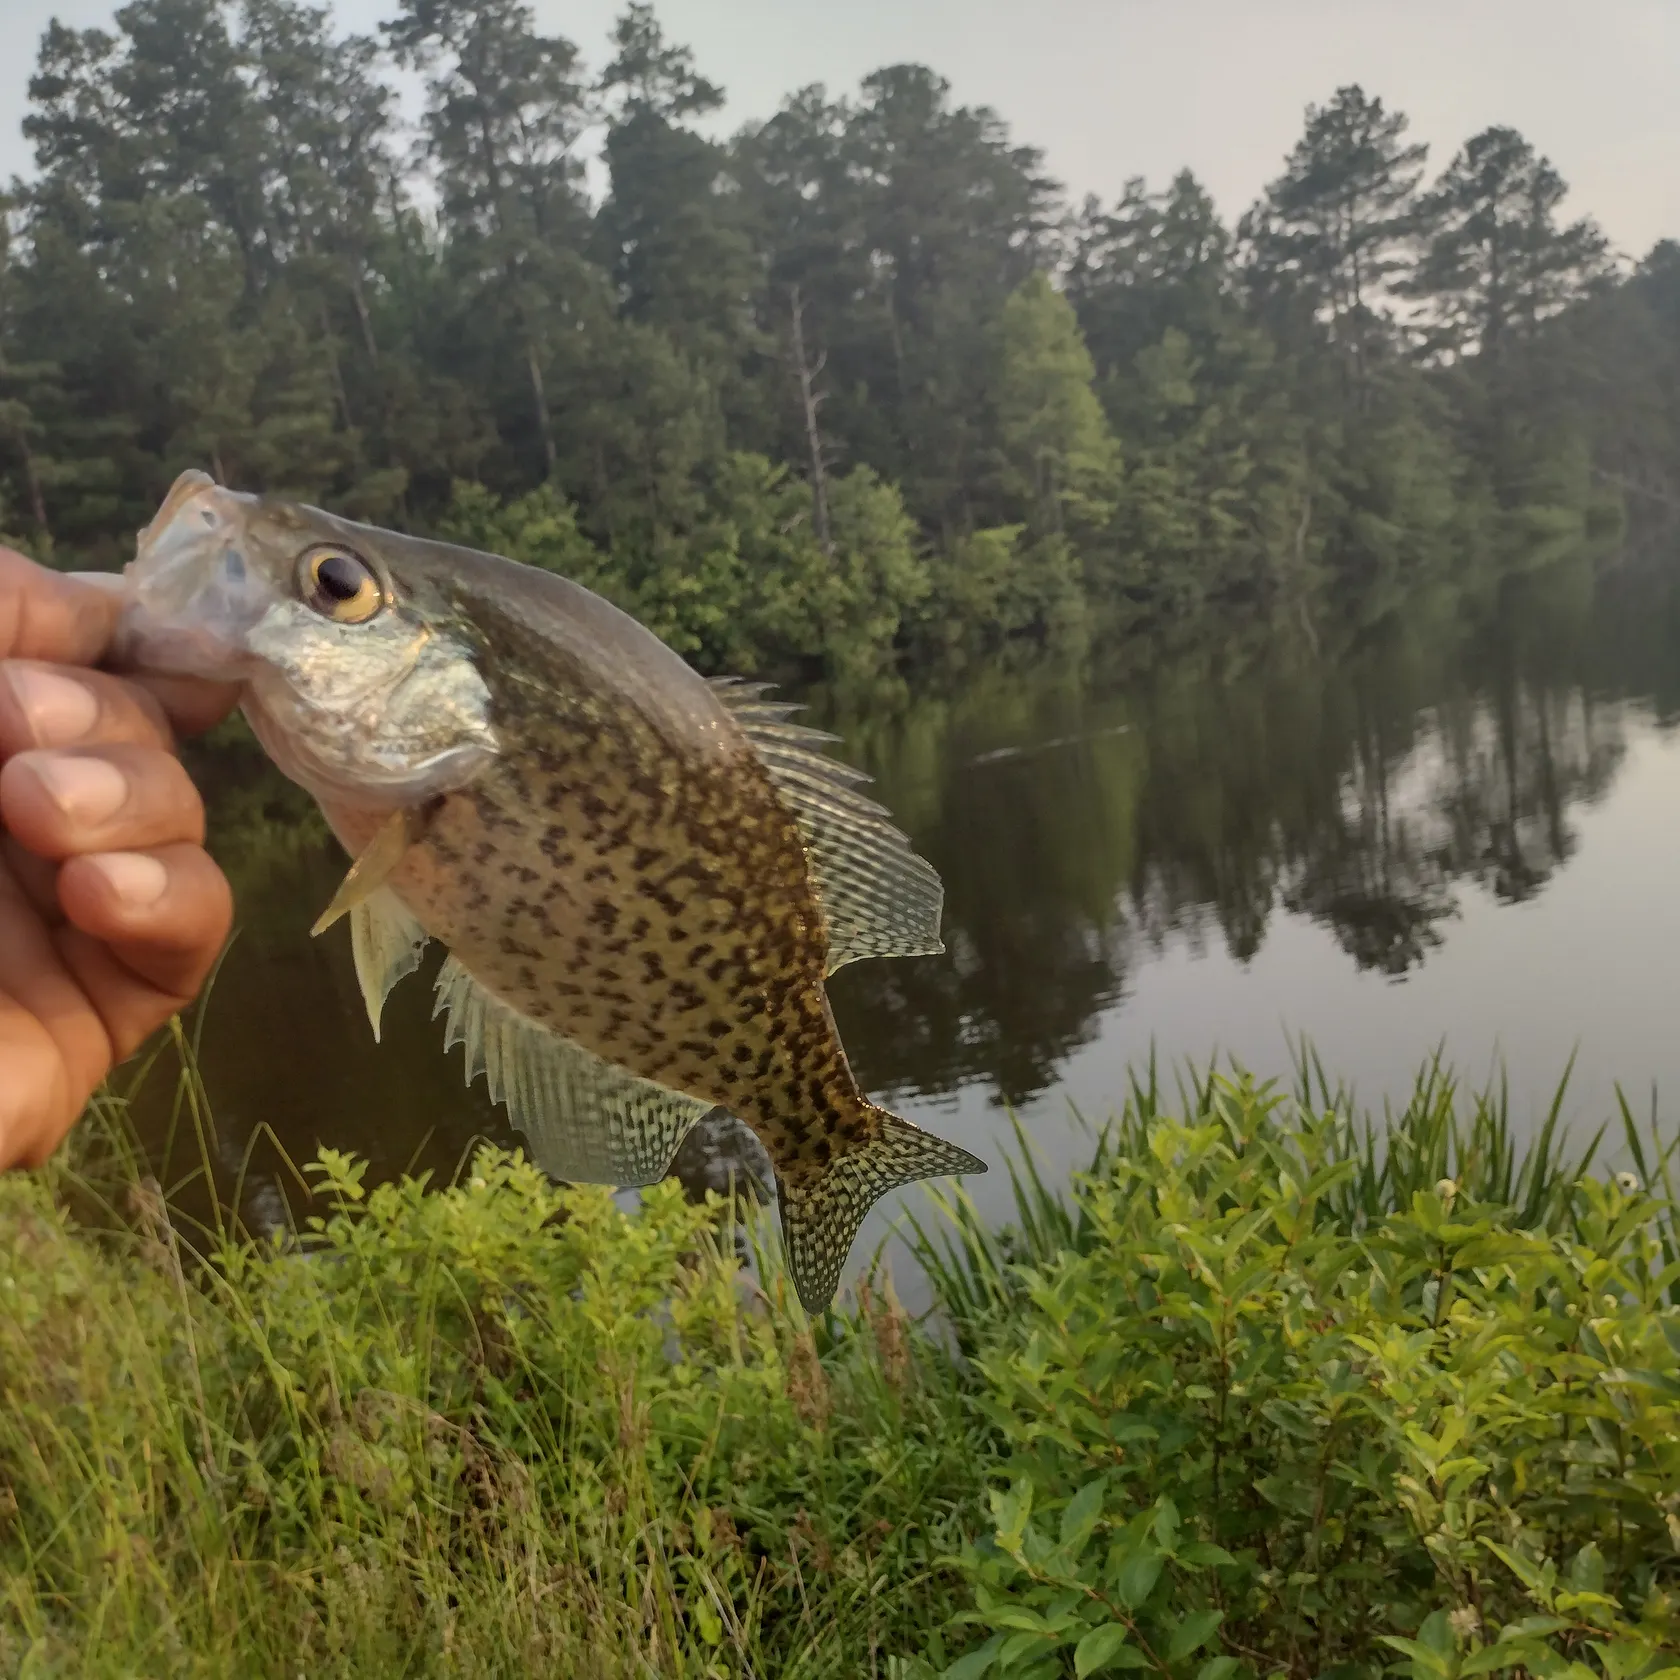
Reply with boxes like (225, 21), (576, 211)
(829, 556), (1646, 1103)
(135, 546), (1680, 1239)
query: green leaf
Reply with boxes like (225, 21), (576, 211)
(1417, 1611), (1455, 1656)
(1460, 1648), (1534, 1676)
(993, 1478), (1034, 1550)
(1061, 1477), (1107, 1551)
(1179, 1542), (1238, 1568)
(1502, 1617), (1571, 1638)
(1153, 1496), (1181, 1553)
(1114, 1551), (1164, 1611)
(1484, 1541), (1554, 1606)
(1378, 1636), (1453, 1676)
(1167, 1610), (1223, 1662)
(990, 1610), (1053, 1635)
(886, 1660), (941, 1680)
(1000, 1630), (1053, 1665)
(1567, 1542), (1605, 1595)
(1074, 1625), (1129, 1677)
(943, 1637), (1003, 1680)
(1195, 1661), (1240, 1680)
(1589, 1641), (1660, 1680)
(694, 1595), (723, 1646)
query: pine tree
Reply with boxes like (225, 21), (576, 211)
(593, 5), (754, 377)
(1410, 126), (1610, 365)
(1243, 85), (1427, 388)
(385, 0), (593, 481)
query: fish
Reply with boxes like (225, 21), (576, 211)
(113, 469), (984, 1312)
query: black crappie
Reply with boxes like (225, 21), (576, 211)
(115, 471), (984, 1311)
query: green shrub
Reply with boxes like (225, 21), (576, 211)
(916, 1077), (1680, 1679)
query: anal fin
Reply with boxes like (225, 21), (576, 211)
(777, 1109), (985, 1315)
(432, 956), (710, 1188)
(350, 888), (429, 1042)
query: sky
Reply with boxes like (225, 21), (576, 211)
(0, 0), (1676, 261)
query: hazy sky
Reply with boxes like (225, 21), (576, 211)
(1, 0), (1675, 260)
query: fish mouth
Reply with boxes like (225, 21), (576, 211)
(116, 470), (270, 682)
(139, 468), (224, 552)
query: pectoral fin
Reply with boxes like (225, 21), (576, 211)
(311, 805), (429, 937)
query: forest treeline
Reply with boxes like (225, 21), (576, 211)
(1, 0), (1677, 678)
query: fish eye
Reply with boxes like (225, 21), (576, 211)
(299, 546), (385, 624)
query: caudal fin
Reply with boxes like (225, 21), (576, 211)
(776, 1108), (986, 1314)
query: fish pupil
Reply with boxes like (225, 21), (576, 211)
(317, 554), (364, 601)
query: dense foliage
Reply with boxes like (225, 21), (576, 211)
(0, 2), (1676, 675)
(5, 1069), (1680, 1676)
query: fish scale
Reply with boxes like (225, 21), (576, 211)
(116, 468), (987, 1312)
(379, 756), (861, 1174)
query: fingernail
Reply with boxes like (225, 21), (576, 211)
(86, 851), (169, 909)
(3, 666), (99, 745)
(30, 754), (128, 825)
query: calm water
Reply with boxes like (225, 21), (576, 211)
(135, 546), (1680, 1294)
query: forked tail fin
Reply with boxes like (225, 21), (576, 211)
(776, 1106), (986, 1314)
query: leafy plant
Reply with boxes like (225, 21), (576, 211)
(5, 1058), (1680, 1677)
(921, 1075), (1680, 1678)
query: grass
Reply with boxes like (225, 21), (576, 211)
(3, 1035), (1679, 1677)
(905, 1039), (1680, 1335)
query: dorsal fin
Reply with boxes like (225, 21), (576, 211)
(709, 678), (944, 974)
(432, 957), (709, 1187)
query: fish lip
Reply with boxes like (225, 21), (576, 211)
(116, 470), (268, 682)
(138, 469), (219, 553)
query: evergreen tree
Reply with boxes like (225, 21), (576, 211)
(1067, 169), (1232, 378)
(0, 195), (51, 544)
(1408, 127), (1612, 510)
(1410, 126), (1610, 365)
(385, 0), (592, 480)
(593, 5), (754, 379)
(990, 272), (1119, 536)
(1243, 85), (1427, 386)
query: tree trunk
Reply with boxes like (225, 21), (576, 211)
(320, 302), (354, 432)
(17, 428), (46, 533)
(787, 284), (833, 555)
(527, 337), (558, 478)
(349, 269), (381, 367)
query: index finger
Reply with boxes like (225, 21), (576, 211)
(0, 547), (124, 667)
(0, 549), (241, 739)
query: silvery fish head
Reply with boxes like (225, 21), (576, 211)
(119, 470), (499, 809)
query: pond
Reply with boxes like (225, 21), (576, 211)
(132, 541), (1680, 1299)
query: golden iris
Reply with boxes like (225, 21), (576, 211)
(299, 546), (384, 623)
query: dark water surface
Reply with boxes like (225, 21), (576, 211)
(136, 547), (1680, 1296)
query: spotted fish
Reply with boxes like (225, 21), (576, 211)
(114, 471), (984, 1311)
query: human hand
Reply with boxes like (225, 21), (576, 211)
(0, 547), (241, 1170)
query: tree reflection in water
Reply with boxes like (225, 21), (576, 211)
(830, 552), (1650, 1098)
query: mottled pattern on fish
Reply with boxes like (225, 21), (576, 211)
(336, 586), (870, 1185)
